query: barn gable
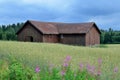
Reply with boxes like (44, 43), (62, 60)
(17, 23), (43, 42)
(16, 20), (101, 46)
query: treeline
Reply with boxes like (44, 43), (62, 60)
(0, 23), (24, 40)
(100, 28), (120, 44)
(0, 23), (120, 44)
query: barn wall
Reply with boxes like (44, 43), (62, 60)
(43, 34), (59, 43)
(60, 34), (85, 46)
(86, 26), (100, 46)
(17, 24), (43, 42)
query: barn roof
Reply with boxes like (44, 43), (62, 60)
(28, 20), (59, 34)
(16, 20), (101, 34)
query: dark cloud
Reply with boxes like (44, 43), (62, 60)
(71, 0), (120, 16)
(0, 0), (120, 30)
(0, 2), (64, 24)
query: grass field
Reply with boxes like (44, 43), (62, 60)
(0, 41), (120, 79)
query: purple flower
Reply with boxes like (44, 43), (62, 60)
(86, 64), (95, 74)
(35, 66), (40, 73)
(86, 64), (91, 71)
(90, 66), (95, 74)
(114, 67), (118, 73)
(64, 56), (71, 62)
(66, 56), (71, 60)
(63, 62), (69, 67)
(79, 63), (84, 70)
(61, 70), (65, 76)
(62, 55), (71, 67)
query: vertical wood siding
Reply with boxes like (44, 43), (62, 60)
(17, 24), (43, 42)
(17, 23), (100, 46)
(43, 34), (59, 43)
(60, 34), (85, 46)
(86, 25), (100, 46)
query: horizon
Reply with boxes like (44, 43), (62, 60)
(0, 20), (119, 31)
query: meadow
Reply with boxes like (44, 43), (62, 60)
(0, 41), (120, 80)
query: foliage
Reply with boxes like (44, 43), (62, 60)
(0, 55), (119, 80)
(100, 28), (120, 44)
(0, 23), (23, 40)
(0, 56), (95, 80)
(9, 59), (33, 80)
(0, 41), (120, 80)
(0, 23), (120, 44)
(0, 57), (34, 80)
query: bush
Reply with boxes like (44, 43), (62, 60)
(0, 55), (119, 80)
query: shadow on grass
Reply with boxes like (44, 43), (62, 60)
(91, 44), (108, 48)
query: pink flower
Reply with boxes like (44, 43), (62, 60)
(35, 66), (40, 73)
(86, 64), (95, 74)
(90, 66), (95, 74)
(61, 70), (65, 76)
(63, 62), (69, 67)
(79, 63), (84, 70)
(62, 55), (71, 67)
(86, 64), (91, 71)
(66, 56), (71, 60)
(64, 56), (71, 62)
(114, 67), (118, 73)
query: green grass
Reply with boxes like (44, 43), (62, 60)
(0, 41), (120, 79)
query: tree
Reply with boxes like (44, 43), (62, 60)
(0, 27), (2, 39)
(0, 22), (23, 40)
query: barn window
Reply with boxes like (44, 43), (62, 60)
(61, 34), (64, 39)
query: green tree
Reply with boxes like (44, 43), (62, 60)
(0, 27), (3, 39)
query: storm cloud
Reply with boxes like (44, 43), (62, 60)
(0, 0), (120, 30)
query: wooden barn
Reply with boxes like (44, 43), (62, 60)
(16, 20), (101, 46)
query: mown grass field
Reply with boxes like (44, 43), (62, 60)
(0, 41), (120, 79)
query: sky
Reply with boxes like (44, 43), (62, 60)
(0, 0), (120, 30)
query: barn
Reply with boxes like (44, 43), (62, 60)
(16, 20), (101, 46)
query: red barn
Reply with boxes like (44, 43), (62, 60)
(16, 20), (101, 46)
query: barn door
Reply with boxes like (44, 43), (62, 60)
(25, 36), (33, 42)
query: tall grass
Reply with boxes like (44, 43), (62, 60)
(0, 41), (120, 79)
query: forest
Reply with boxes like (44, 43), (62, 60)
(0, 23), (120, 44)
(0, 23), (24, 40)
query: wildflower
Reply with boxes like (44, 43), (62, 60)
(97, 58), (102, 76)
(114, 67), (118, 73)
(61, 70), (65, 76)
(63, 55), (71, 67)
(79, 63), (84, 70)
(64, 55), (71, 62)
(66, 55), (71, 60)
(90, 66), (95, 74)
(63, 62), (69, 67)
(86, 64), (91, 71)
(35, 66), (40, 73)
(86, 64), (95, 74)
